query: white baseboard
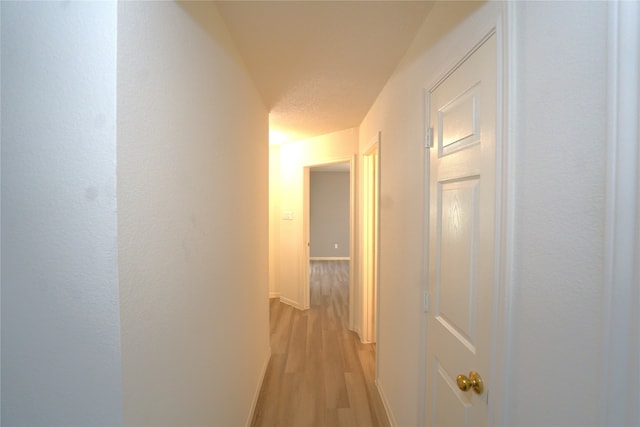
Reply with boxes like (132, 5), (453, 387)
(353, 326), (363, 342)
(279, 296), (306, 311)
(245, 347), (271, 427)
(309, 257), (350, 261)
(376, 378), (397, 427)
(269, 291), (280, 299)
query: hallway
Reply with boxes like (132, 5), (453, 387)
(251, 261), (389, 427)
(3, 2), (633, 425)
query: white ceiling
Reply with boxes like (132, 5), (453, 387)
(215, 1), (435, 142)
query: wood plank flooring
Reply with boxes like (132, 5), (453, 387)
(251, 260), (389, 427)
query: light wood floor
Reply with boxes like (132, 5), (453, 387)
(251, 260), (390, 427)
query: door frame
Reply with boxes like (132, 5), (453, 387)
(601, 1), (640, 424)
(360, 132), (381, 344)
(302, 156), (356, 331)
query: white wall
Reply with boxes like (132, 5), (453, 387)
(269, 145), (281, 298)
(1, 2), (124, 425)
(117, 2), (270, 425)
(310, 171), (350, 258)
(507, 2), (607, 424)
(276, 128), (357, 309)
(359, 2), (488, 425)
(360, 1), (611, 425)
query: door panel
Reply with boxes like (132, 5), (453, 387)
(438, 178), (479, 350)
(426, 33), (497, 427)
(440, 84), (480, 154)
(434, 359), (471, 427)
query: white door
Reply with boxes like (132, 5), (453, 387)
(425, 33), (497, 427)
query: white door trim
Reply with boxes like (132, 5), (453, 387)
(489, 5), (516, 425)
(360, 132), (381, 344)
(601, 1), (640, 425)
(302, 157), (356, 332)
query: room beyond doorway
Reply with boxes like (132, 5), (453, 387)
(309, 162), (351, 261)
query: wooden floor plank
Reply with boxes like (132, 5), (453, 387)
(284, 314), (308, 373)
(251, 260), (389, 427)
(345, 372), (375, 427)
(337, 407), (357, 427)
(323, 329), (350, 408)
(250, 354), (285, 427)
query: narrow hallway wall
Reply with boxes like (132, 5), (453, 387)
(117, 2), (270, 425)
(269, 145), (281, 298)
(1, 2), (123, 425)
(360, 1), (609, 425)
(507, 2), (607, 424)
(359, 2), (488, 424)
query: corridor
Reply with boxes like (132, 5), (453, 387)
(251, 261), (389, 427)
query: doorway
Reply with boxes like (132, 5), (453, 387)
(303, 158), (355, 330)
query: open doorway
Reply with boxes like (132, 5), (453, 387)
(302, 159), (355, 331)
(308, 162), (351, 328)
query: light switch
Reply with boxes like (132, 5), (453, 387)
(282, 210), (293, 220)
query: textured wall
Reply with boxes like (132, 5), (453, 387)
(1, 2), (124, 425)
(269, 145), (281, 297)
(117, 2), (270, 425)
(360, 1), (609, 425)
(507, 2), (607, 424)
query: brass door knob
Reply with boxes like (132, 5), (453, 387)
(456, 371), (484, 394)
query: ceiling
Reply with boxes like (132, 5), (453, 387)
(215, 1), (435, 143)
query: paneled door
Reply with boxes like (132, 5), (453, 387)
(425, 33), (497, 427)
